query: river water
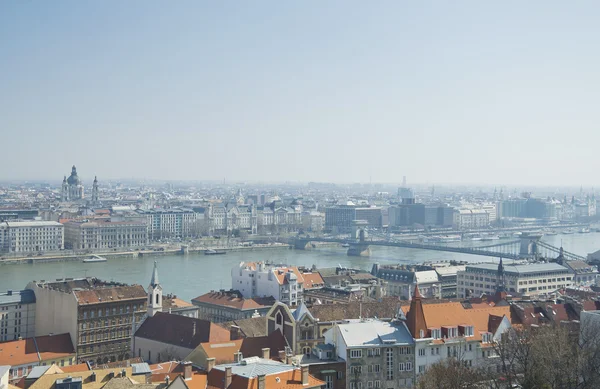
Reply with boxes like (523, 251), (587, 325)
(1, 233), (598, 302)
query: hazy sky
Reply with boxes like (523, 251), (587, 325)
(1, 1), (599, 185)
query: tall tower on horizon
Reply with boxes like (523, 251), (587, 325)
(147, 261), (162, 317)
(91, 176), (99, 204)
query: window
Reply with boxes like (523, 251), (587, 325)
(374, 381), (381, 389)
(386, 348), (393, 380)
(431, 328), (441, 339)
(406, 362), (412, 371)
(373, 348), (381, 356)
(337, 371), (343, 379)
(351, 366), (362, 374)
(399, 363), (405, 371)
(325, 375), (333, 389)
(374, 364), (380, 373)
(350, 349), (362, 358)
(418, 365), (426, 374)
(418, 349), (426, 356)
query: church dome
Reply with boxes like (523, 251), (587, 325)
(67, 165), (81, 185)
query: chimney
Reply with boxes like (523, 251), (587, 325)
(90, 372), (96, 382)
(206, 357), (216, 372)
(261, 348), (270, 360)
(182, 361), (192, 380)
(278, 350), (286, 362)
(230, 325), (241, 340)
(234, 352), (243, 363)
(258, 374), (266, 389)
(165, 376), (170, 386)
(224, 367), (232, 389)
(121, 369), (127, 377)
(301, 365), (309, 385)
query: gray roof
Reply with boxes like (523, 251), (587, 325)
(292, 302), (314, 322)
(213, 358), (293, 378)
(0, 289), (36, 305)
(131, 363), (152, 375)
(27, 365), (52, 379)
(337, 320), (414, 347)
(466, 262), (570, 275)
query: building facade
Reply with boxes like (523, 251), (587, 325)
(0, 289), (36, 342)
(136, 208), (198, 240)
(232, 262), (305, 306)
(26, 278), (147, 364)
(64, 221), (148, 250)
(0, 221), (64, 253)
(371, 264), (441, 300)
(324, 320), (416, 388)
(257, 203), (303, 234)
(325, 205), (383, 232)
(453, 209), (490, 229)
(457, 262), (573, 299)
(205, 203), (257, 235)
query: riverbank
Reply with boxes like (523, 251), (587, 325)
(0, 243), (292, 265)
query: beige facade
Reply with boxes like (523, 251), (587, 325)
(64, 221), (148, 250)
(0, 221), (64, 253)
(26, 278), (147, 364)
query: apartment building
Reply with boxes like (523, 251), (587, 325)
(232, 262), (305, 306)
(135, 208), (198, 239)
(457, 262), (573, 298)
(404, 286), (512, 376)
(324, 320), (416, 388)
(64, 220), (148, 250)
(0, 221), (64, 253)
(453, 209), (490, 230)
(26, 278), (147, 364)
(0, 289), (36, 342)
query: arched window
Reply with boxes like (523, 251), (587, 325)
(155, 294), (159, 304)
(303, 347), (311, 357)
(276, 312), (283, 325)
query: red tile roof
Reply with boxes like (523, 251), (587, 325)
(192, 291), (274, 311)
(0, 333), (75, 366)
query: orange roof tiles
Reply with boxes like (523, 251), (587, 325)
(0, 333), (74, 366)
(192, 291), (274, 311)
(301, 272), (324, 289)
(74, 285), (146, 305)
(272, 267), (304, 285)
(58, 363), (90, 373)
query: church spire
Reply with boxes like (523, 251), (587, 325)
(406, 285), (427, 339)
(150, 261), (159, 287)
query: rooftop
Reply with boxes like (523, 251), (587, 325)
(337, 320), (414, 347)
(0, 333), (75, 367)
(0, 289), (36, 305)
(466, 262), (570, 275)
(192, 290), (274, 311)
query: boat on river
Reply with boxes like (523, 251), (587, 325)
(83, 255), (107, 263)
(204, 249), (227, 255)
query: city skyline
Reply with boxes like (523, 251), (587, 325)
(2, 2), (600, 185)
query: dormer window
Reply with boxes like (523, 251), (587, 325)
(419, 329), (425, 339)
(430, 328), (441, 339)
(465, 326), (474, 337)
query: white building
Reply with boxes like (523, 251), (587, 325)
(136, 208), (199, 239)
(324, 320), (416, 388)
(205, 203), (257, 235)
(0, 221), (64, 253)
(457, 262), (573, 298)
(481, 203), (499, 222)
(63, 220), (148, 250)
(232, 262), (305, 306)
(453, 209), (490, 230)
(0, 290), (36, 342)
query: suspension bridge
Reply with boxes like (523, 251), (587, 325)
(293, 225), (586, 262)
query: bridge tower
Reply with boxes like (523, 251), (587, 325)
(348, 220), (370, 257)
(519, 232), (543, 259)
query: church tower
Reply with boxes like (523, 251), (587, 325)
(496, 258), (506, 292)
(92, 176), (99, 204)
(147, 261), (162, 317)
(61, 176), (68, 201)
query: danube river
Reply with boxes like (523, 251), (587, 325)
(0, 233), (598, 301)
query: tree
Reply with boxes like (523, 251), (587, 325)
(417, 359), (485, 389)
